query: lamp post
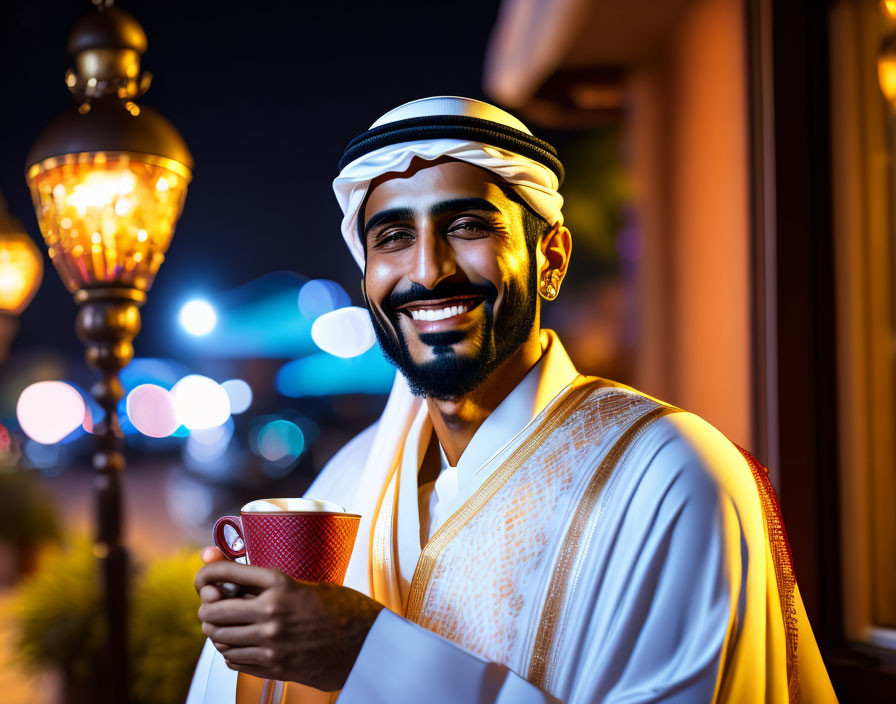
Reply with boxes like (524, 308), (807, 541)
(0, 195), (43, 362)
(24, 3), (192, 702)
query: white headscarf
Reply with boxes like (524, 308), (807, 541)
(332, 96), (564, 270)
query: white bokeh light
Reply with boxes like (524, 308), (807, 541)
(17, 381), (87, 444)
(310, 306), (376, 358)
(126, 384), (179, 438)
(179, 299), (217, 336)
(170, 375), (231, 430)
(221, 379), (252, 414)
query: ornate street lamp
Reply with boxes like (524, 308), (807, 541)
(0, 195), (43, 361)
(24, 2), (192, 701)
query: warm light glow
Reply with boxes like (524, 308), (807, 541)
(125, 383), (179, 438)
(885, 0), (896, 19)
(179, 299), (217, 336)
(25, 152), (189, 293)
(17, 381), (87, 444)
(880, 50), (896, 105)
(170, 374), (231, 430)
(0, 232), (43, 314)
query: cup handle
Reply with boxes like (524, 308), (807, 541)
(213, 516), (246, 561)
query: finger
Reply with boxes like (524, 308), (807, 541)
(202, 622), (273, 647)
(198, 597), (268, 626)
(201, 546), (226, 564)
(199, 585), (223, 603)
(220, 646), (274, 668)
(195, 561), (283, 595)
(199, 581), (263, 604)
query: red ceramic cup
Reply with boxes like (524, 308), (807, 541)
(213, 498), (360, 584)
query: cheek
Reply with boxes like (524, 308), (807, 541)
(364, 255), (403, 307)
(455, 241), (529, 302)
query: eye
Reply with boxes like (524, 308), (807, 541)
(373, 230), (413, 249)
(447, 220), (491, 237)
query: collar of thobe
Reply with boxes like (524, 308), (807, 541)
(342, 328), (578, 609)
(432, 329), (578, 506)
(387, 328), (579, 608)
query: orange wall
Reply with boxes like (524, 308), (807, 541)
(628, 0), (752, 446)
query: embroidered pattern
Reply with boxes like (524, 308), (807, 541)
(735, 445), (800, 703)
(527, 404), (681, 688)
(406, 379), (662, 673)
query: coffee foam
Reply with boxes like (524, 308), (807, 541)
(241, 497), (346, 513)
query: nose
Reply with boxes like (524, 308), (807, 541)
(407, 223), (456, 289)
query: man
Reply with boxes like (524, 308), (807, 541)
(187, 96), (837, 703)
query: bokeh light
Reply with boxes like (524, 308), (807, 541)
(179, 299), (217, 336)
(257, 419), (304, 477)
(16, 380), (87, 444)
(298, 279), (351, 319)
(24, 438), (62, 474)
(125, 383), (179, 438)
(185, 417), (234, 463)
(170, 374), (231, 430)
(310, 306), (376, 358)
(221, 379), (252, 414)
(276, 346), (395, 397)
(166, 475), (213, 527)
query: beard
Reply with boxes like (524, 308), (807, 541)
(368, 259), (538, 401)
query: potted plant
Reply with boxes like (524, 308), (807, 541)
(12, 538), (206, 704)
(0, 467), (59, 584)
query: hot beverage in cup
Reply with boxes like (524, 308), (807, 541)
(213, 498), (360, 584)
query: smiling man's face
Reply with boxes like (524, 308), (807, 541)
(362, 157), (540, 400)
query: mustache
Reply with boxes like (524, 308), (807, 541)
(382, 280), (498, 314)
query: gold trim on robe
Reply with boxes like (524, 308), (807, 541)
(526, 404), (683, 689)
(404, 377), (668, 674)
(735, 444), (800, 703)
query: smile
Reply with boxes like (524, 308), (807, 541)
(397, 295), (484, 324)
(410, 302), (473, 321)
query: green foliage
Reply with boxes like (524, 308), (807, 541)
(0, 468), (59, 546)
(11, 537), (105, 683)
(12, 539), (206, 704)
(130, 551), (205, 704)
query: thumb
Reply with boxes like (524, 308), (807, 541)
(201, 545), (227, 564)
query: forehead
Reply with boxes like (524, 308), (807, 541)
(363, 159), (512, 223)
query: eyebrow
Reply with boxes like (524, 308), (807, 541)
(363, 198), (502, 240)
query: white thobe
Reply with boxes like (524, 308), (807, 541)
(187, 332), (836, 703)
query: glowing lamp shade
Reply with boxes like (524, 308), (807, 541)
(0, 230), (43, 315)
(17, 381), (87, 444)
(26, 154), (188, 293)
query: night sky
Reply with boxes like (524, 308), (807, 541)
(0, 0), (503, 360)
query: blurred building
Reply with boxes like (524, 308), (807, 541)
(483, 0), (896, 699)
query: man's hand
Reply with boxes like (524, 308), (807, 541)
(195, 550), (384, 692)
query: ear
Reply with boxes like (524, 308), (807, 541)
(538, 223), (572, 284)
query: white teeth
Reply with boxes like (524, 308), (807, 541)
(409, 303), (471, 321)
